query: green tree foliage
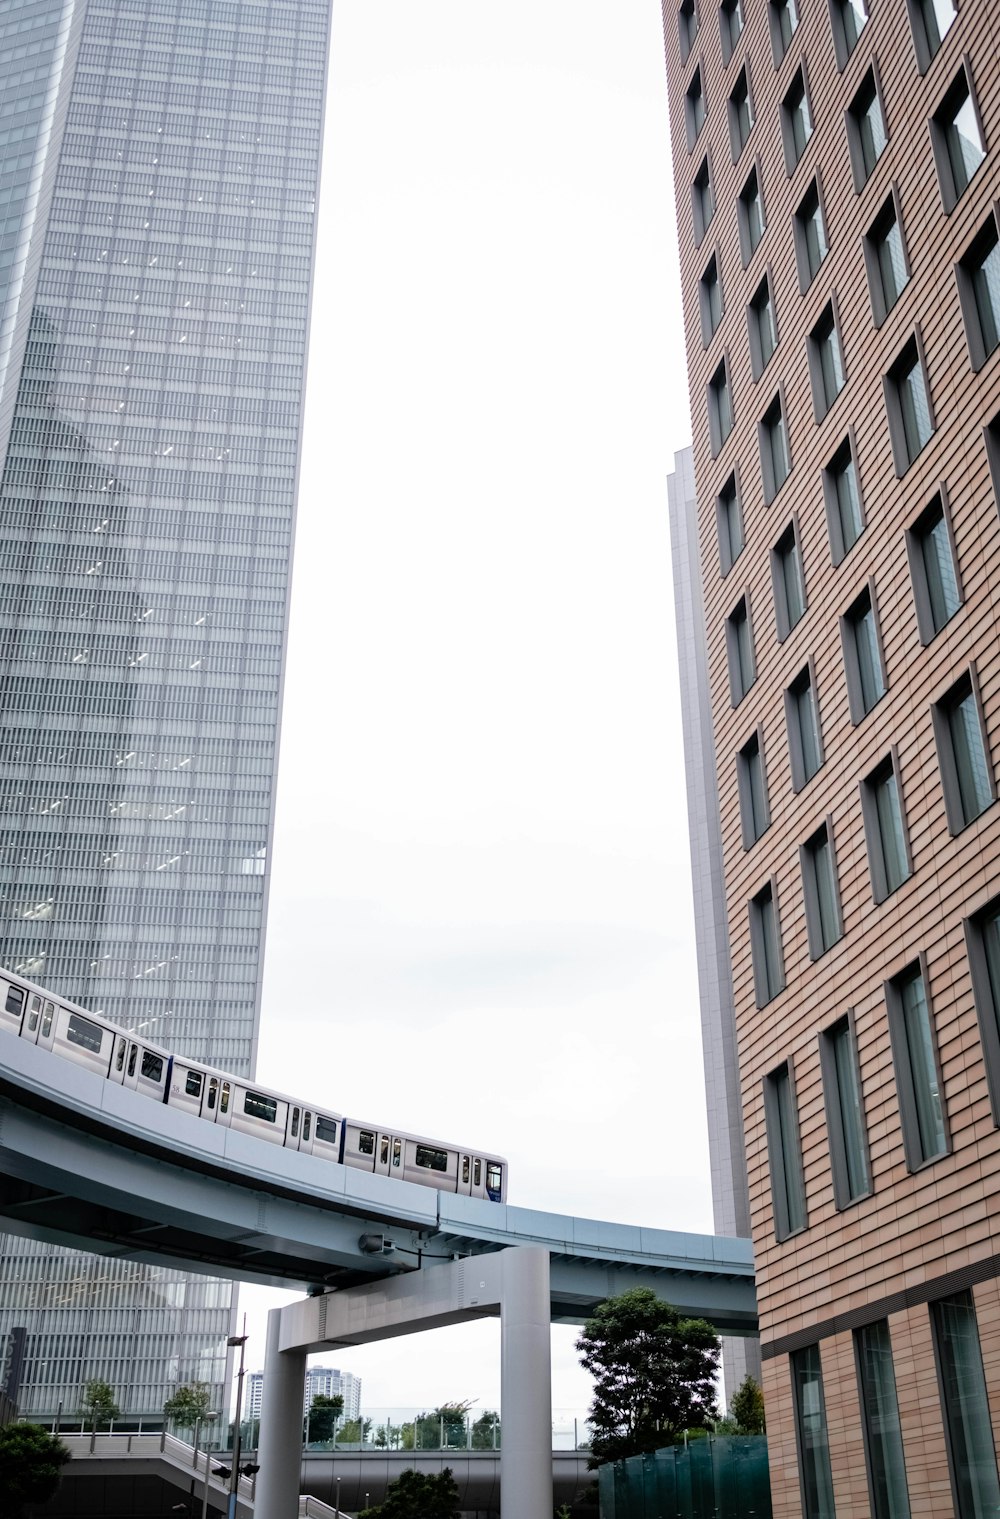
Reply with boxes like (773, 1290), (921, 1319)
(399, 1402), (473, 1450)
(729, 1374), (766, 1434)
(304, 1393), (343, 1444)
(163, 1380), (211, 1429)
(0, 1423), (71, 1517)
(471, 1409), (500, 1449)
(576, 1287), (720, 1466)
(337, 1415), (372, 1444)
(79, 1377), (120, 1430)
(358, 1466), (461, 1518)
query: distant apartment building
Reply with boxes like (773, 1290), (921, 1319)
(247, 1365), (362, 1424)
(663, 0), (1000, 1514)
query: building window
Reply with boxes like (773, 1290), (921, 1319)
(716, 471), (744, 574)
(808, 301), (846, 420)
(748, 273), (778, 379)
(932, 669), (994, 834)
(750, 882), (784, 1009)
(966, 895), (1000, 1127)
(848, 67), (888, 191)
(782, 67), (813, 174)
(726, 594), (755, 704)
(930, 1293), (1000, 1519)
(771, 519), (806, 640)
(822, 1016), (870, 1206)
(957, 215), (1000, 371)
(885, 334), (933, 475)
(829, 0), (868, 71)
(760, 392), (790, 503)
(769, 0), (799, 65)
(692, 155), (715, 244)
(906, 0), (957, 74)
(708, 355), (734, 454)
(907, 491), (961, 643)
(786, 663), (823, 792)
(679, 0), (699, 63)
(728, 66), (754, 160)
(886, 961), (947, 1167)
(720, 0), (744, 64)
(686, 65), (706, 150)
(842, 581), (886, 723)
(738, 165), (766, 265)
(823, 434), (865, 564)
(862, 753), (911, 902)
(864, 189), (910, 326)
(802, 823), (843, 960)
(738, 728), (769, 847)
(855, 1321), (910, 1519)
(794, 178), (828, 290)
(699, 251), (723, 346)
(932, 67), (986, 212)
(764, 1061), (805, 1236)
(791, 1345), (835, 1518)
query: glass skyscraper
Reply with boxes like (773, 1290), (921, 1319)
(0, 0), (329, 1418)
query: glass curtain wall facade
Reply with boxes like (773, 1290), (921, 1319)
(0, 0), (329, 1418)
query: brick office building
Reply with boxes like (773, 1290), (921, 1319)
(662, 0), (1000, 1514)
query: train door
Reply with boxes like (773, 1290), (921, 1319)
(21, 994), (57, 1052)
(457, 1155), (473, 1196)
(285, 1107), (314, 1153)
(117, 1042), (167, 1098)
(373, 1134), (402, 1178)
(202, 1075), (234, 1128)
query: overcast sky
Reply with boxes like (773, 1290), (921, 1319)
(242, 0), (700, 1420)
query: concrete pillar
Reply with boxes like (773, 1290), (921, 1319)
(500, 1247), (552, 1519)
(254, 1306), (307, 1519)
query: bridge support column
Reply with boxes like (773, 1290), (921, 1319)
(254, 1306), (306, 1519)
(501, 1247), (552, 1519)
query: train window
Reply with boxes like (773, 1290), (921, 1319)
(380, 1137), (389, 1165)
(221, 1082), (230, 1114)
(41, 1002), (54, 1037)
(116, 1038), (125, 1072)
(463, 1156), (470, 1184)
(185, 1070), (202, 1098)
(27, 995), (40, 1032)
(66, 1013), (104, 1054)
(358, 1130), (374, 1155)
(474, 1159), (482, 1186)
(415, 1145), (449, 1172)
(207, 1079), (218, 1110)
(4, 986), (24, 1017)
(291, 1107), (300, 1138)
(141, 1051), (163, 1083)
(244, 1090), (277, 1123)
(316, 1116), (338, 1144)
(487, 1164), (502, 1195)
(303, 1112), (311, 1141)
(392, 1139), (401, 1167)
(127, 1045), (138, 1077)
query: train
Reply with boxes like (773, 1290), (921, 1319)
(0, 969), (507, 1203)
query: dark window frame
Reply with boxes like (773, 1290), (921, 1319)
(748, 267), (779, 380)
(764, 1058), (806, 1238)
(884, 328), (935, 476)
(885, 955), (949, 1170)
(759, 387), (792, 503)
(750, 877), (786, 1008)
(861, 747), (912, 903)
(931, 664), (995, 835)
(794, 175), (829, 292)
(738, 725), (770, 849)
(829, 0), (869, 72)
(728, 62), (755, 161)
(864, 185), (911, 327)
(771, 515), (807, 641)
(716, 467), (745, 575)
(801, 819), (844, 961)
(846, 62), (889, 193)
(905, 487), (963, 644)
(840, 577), (888, 724)
(820, 1011), (872, 1206)
(931, 61), (987, 214)
(738, 160), (767, 266)
(823, 430), (866, 565)
(785, 658), (824, 793)
(781, 62), (814, 176)
(956, 212), (1000, 371)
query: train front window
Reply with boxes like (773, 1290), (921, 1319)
(66, 1013), (103, 1054)
(27, 995), (40, 1032)
(392, 1139), (401, 1167)
(221, 1082), (230, 1114)
(41, 1002), (53, 1037)
(244, 1090), (277, 1123)
(185, 1070), (202, 1098)
(415, 1145), (449, 1172)
(487, 1164), (502, 1196)
(358, 1130), (374, 1156)
(127, 1045), (137, 1077)
(4, 986), (24, 1017)
(316, 1116), (338, 1144)
(141, 1051), (163, 1083)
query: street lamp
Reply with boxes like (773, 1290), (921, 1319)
(226, 1331), (248, 1519)
(198, 1410), (218, 1519)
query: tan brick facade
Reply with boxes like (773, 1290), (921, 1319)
(664, 0), (1000, 1512)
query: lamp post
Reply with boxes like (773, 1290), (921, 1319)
(227, 1330), (248, 1519)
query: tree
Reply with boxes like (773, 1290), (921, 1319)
(0, 1423), (71, 1517)
(729, 1374), (766, 1434)
(471, 1409), (500, 1449)
(400, 1401), (473, 1450)
(163, 1380), (211, 1431)
(305, 1392), (343, 1444)
(358, 1466), (461, 1519)
(576, 1287), (720, 1466)
(337, 1415), (372, 1445)
(79, 1377), (120, 1431)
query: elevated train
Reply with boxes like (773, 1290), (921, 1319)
(0, 970), (507, 1203)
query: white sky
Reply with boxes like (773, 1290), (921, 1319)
(242, 0), (700, 1421)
